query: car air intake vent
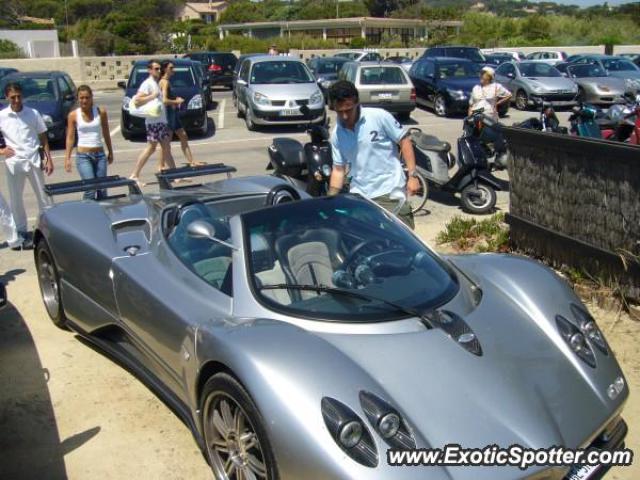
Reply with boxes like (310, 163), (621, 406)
(426, 310), (483, 356)
(271, 100), (286, 107)
(296, 99), (309, 106)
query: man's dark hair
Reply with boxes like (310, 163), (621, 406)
(147, 59), (160, 69)
(4, 82), (22, 96)
(329, 80), (359, 105)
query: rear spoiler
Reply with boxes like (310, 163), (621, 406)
(44, 175), (142, 197)
(155, 163), (237, 190)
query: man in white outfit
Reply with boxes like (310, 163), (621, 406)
(0, 82), (54, 250)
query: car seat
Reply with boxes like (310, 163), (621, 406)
(274, 228), (343, 300)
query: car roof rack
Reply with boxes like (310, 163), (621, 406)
(156, 163), (237, 190)
(44, 175), (141, 198)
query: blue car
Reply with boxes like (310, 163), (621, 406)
(0, 71), (77, 144)
(118, 59), (209, 140)
(409, 57), (508, 117)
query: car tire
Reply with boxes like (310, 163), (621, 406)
(201, 373), (279, 480)
(434, 95), (448, 117)
(35, 239), (67, 329)
(460, 183), (497, 214)
(245, 106), (257, 131)
(515, 90), (529, 111)
(577, 87), (586, 103)
(237, 100), (244, 119)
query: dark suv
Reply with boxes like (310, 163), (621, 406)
(422, 46), (486, 65)
(0, 71), (77, 144)
(184, 52), (237, 89)
(118, 59), (208, 139)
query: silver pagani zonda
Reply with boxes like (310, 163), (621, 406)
(34, 165), (628, 480)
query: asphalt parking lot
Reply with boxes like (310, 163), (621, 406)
(1, 90), (637, 480)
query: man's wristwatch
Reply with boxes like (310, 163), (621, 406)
(407, 170), (419, 179)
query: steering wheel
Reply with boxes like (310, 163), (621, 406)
(341, 238), (390, 274)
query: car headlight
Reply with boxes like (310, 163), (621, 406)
(253, 91), (270, 106)
(42, 114), (53, 127)
(359, 391), (416, 449)
(624, 78), (640, 92)
(310, 90), (323, 105)
(321, 397), (377, 467)
(596, 84), (611, 92)
(556, 314), (596, 367)
(447, 88), (466, 99)
(320, 79), (332, 89)
(188, 94), (203, 110)
(122, 96), (131, 111)
(571, 304), (608, 355)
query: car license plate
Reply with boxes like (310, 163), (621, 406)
(566, 464), (599, 480)
(280, 109), (299, 116)
(377, 92), (393, 98)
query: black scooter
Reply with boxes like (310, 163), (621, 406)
(267, 106), (333, 197)
(515, 103), (568, 134)
(410, 109), (502, 215)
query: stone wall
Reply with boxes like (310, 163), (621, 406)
(0, 45), (637, 91)
(503, 127), (640, 299)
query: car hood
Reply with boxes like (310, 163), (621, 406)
(311, 255), (626, 468)
(577, 77), (626, 92)
(522, 77), (577, 92)
(251, 82), (320, 99)
(437, 77), (477, 93)
(0, 100), (61, 119)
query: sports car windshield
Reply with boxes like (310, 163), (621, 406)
(602, 59), (638, 72)
(242, 196), (459, 322)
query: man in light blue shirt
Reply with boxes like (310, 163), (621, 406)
(327, 80), (419, 229)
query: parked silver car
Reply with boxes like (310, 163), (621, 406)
(235, 55), (326, 130)
(525, 51), (568, 65)
(338, 61), (416, 119)
(495, 61), (578, 110)
(566, 63), (629, 105)
(334, 50), (382, 62)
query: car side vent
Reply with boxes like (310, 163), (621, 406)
(427, 310), (483, 356)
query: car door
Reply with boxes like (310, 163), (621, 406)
(236, 59), (251, 108)
(496, 63), (517, 94)
(424, 59), (438, 107)
(56, 75), (76, 125)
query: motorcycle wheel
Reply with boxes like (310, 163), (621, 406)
(460, 183), (496, 214)
(408, 171), (429, 214)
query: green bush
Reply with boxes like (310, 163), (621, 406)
(0, 39), (24, 59)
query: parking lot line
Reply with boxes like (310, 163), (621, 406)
(110, 125), (121, 137)
(217, 99), (226, 130)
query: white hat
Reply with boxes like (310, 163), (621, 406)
(481, 66), (495, 79)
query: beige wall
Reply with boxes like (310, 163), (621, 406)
(0, 45), (636, 91)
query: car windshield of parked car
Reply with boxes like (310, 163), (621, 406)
(519, 63), (561, 77)
(250, 61), (314, 84)
(447, 48), (485, 63)
(359, 66), (407, 85)
(243, 196), (459, 322)
(437, 61), (479, 79)
(569, 64), (608, 78)
(602, 59), (638, 72)
(335, 52), (362, 60)
(316, 59), (348, 75)
(0, 77), (57, 100)
(128, 66), (195, 89)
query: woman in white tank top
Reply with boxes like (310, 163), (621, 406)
(64, 85), (114, 200)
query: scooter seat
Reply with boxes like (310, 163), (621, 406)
(412, 133), (451, 153)
(272, 138), (305, 166)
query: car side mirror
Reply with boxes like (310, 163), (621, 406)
(507, 72), (514, 78)
(237, 79), (247, 86)
(117, 80), (127, 89)
(187, 220), (237, 250)
(64, 94), (75, 101)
